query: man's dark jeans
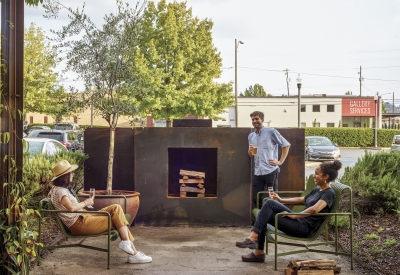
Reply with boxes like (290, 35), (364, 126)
(252, 169), (279, 209)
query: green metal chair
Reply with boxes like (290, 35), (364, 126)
(37, 197), (130, 269)
(252, 174), (316, 221)
(265, 180), (354, 270)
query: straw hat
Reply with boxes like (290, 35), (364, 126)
(52, 160), (78, 181)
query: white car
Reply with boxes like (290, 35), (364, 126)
(391, 135), (400, 153)
(24, 137), (68, 156)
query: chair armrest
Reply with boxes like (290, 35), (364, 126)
(270, 212), (352, 235)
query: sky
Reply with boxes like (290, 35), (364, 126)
(21, 0), (400, 105)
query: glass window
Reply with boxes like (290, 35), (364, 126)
(26, 141), (44, 156)
(315, 122), (320, 127)
(312, 105), (320, 112)
(301, 122), (306, 127)
(36, 132), (64, 142)
(327, 123), (335, 127)
(327, 105), (335, 112)
(301, 105), (306, 112)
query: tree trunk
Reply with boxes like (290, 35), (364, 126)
(107, 127), (115, 195)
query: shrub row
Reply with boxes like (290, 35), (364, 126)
(304, 127), (400, 147)
(340, 151), (400, 213)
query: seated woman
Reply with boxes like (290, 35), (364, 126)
(236, 160), (342, 262)
(49, 160), (152, 264)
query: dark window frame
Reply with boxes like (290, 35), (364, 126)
(312, 105), (320, 112)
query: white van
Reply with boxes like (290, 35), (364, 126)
(391, 135), (400, 152)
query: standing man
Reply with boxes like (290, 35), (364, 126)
(248, 111), (291, 209)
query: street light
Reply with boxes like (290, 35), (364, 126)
(296, 74), (302, 128)
(235, 39), (244, 128)
(374, 94), (378, 147)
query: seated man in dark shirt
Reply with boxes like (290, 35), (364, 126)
(235, 160), (341, 263)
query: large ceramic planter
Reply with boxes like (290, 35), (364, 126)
(77, 190), (140, 225)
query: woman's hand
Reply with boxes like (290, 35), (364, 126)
(281, 211), (296, 219)
(84, 198), (94, 207)
(269, 191), (281, 202)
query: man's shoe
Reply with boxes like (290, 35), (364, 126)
(128, 251), (152, 264)
(118, 240), (135, 255)
(241, 252), (265, 263)
(235, 238), (258, 249)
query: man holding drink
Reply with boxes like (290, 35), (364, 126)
(248, 111), (291, 209)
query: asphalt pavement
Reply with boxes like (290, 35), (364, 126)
(305, 147), (390, 177)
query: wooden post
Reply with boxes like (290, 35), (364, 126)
(1, 1), (24, 274)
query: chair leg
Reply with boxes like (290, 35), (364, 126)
(107, 232), (111, 269)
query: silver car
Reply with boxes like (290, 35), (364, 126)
(305, 136), (341, 161)
(24, 137), (68, 156)
(391, 135), (400, 153)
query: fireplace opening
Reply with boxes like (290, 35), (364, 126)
(168, 148), (218, 198)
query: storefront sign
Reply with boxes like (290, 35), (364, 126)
(342, 98), (377, 117)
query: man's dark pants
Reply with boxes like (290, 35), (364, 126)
(252, 169), (279, 209)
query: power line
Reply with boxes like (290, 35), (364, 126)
(238, 66), (400, 83)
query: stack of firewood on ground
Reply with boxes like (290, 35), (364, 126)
(284, 259), (341, 275)
(179, 169), (205, 198)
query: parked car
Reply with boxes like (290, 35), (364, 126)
(391, 135), (400, 153)
(24, 137), (67, 156)
(54, 122), (79, 131)
(27, 129), (83, 151)
(305, 136), (341, 161)
(24, 125), (51, 135)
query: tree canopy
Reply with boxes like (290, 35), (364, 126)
(23, 23), (85, 121)
(24, 23), (59, 115)
(132, 0), (233, 126)
(43, 0), (145, 194)
(240, 84), (271, 97)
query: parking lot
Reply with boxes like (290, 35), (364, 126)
(305, 147), (389, 178)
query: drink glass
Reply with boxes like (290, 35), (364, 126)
(268, 187), (274, 197)
(252, 145), (258, 155)
(86, 188), (95, 209)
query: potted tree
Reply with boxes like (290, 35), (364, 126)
(44, 0), (145, 223)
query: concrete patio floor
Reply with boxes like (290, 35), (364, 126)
(31, 226), (369, 275)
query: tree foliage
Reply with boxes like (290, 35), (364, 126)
(240, 84), (271, 97)
(43, 0), (145, 194)
(24, 23), (59, 114)
(23, 23), (85, 122)
(133, 0), (233, 126)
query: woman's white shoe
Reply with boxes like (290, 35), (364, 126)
(127, 251), (152, 264)
(118, 240), (135, 255)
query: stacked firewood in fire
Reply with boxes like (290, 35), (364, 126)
(284, 259), (341, 275)
(179, 169), (205, 198)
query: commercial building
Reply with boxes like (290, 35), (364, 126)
(213, 95), (383, 129)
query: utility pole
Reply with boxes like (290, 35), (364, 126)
(393, 92), (395, 113)
(284, 68), (290, 96)
(358, 66), (363, 96)
(234, 39), (243, 127)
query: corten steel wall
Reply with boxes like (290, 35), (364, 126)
(84, 128), (135, 191)
(84, 127), (304, 226)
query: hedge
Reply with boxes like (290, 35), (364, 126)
(304, 127), (400, 147)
